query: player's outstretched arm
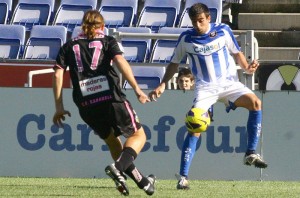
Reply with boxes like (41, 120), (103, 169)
(234, 52), (259, 74)
(113, 55), (150, 104)
(148, 62), (179, 101)
(52, 67), (71, 127)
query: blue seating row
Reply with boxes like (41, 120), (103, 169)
(0, 0), (223, 62)
(0, 24), (187, 63)
(0, 24), (66, 59)
(0, 0), (222, 33)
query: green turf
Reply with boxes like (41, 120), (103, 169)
(0, 177), (299, 197)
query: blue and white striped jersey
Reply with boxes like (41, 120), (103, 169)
(171, 23), (240, 87)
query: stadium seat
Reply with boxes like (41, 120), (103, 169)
(117, 27), (152, 63)
(71, 26), (108, 39)
(123, 66), (166, 89)
(53, 0), (97, 32)
(157, 27), (190, 35)
(150, 27), (189, 63)
(23, 25), (67, 60)
(178, 0), (222, 28)
(10, 0), (54, 31)
(0, 2), (8, 24)
(0, 24), (26, 59)
(99, 0), (138, 28)
(137, 0), (181, 33)
(71, 26), (82, 39)
(0, 0), (12, 24)
(123, 76), (161, 89)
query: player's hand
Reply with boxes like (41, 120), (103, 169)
(135, 89), (151, 104)
(148, 84), (166, 101)
(246, 59), (260, 74)
(137, 92), (151, 104)
(53, 109), (71, 127)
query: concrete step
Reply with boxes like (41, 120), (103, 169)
(237, 0), (300, 13)
(238, 13), (300, 30)
(259, 47), (300, 61)
(254, 31), (300, 47)
(233, 30), (300, 47)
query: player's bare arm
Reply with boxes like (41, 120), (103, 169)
(113, 55), (150, 104)
(149, 62), (179, 101)
(233, 52), (259, 74)
(52, 67), (71, 127)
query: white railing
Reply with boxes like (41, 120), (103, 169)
(234, 30), (259, 90)
(26, 67), (69, 87)
(26, 30), (258, 90)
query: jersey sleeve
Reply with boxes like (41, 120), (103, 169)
(54, 43), (69, 70)
(222, 24), (240, 54)
(108, 36), (123, 58)
(170, 33), (186, 64)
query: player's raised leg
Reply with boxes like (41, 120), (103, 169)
(234, 93), (268, 168)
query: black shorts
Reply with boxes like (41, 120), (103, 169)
(78, 100), (142, 139)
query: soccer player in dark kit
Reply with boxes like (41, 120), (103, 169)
(52, 10), (155, 196)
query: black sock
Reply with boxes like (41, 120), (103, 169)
(125, 164), (149, 189)
(115, 147), (137, 172)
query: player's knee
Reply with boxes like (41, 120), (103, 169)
(255, 98), (261, 109)
(251, 97), (261, 111)
(185, 108), (211, 133)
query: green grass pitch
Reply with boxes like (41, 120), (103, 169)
(0, 177), (299, 197)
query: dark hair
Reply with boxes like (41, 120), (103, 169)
(178, 67), (194, 80)
(188, 3), (210, 19)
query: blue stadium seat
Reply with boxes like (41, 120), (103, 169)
(99, 0), (138, 28)
(157, 27), (190, 35)
(137, 0), (181, 33)
(117, 27), (152, 63)
(0, 24), (26, 59)
(10, 0), (54, 31)
(178, 0), (222, 28)
(123, 76), (161, 89)
(150, 27), (189, 63)
(123, 66), (166, 89)
(23, 25), (67, 60)
(0, 0), (12, 24)
(53, 0), (97, 32)
(151, 40), (178, 63)
(0, 2), (8, 24)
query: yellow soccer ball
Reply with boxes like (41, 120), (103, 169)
(185, 108), (210, 133)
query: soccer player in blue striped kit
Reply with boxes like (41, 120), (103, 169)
(149, 3), (267, 190)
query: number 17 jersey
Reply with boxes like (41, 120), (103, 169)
(54, 34), (126, 108)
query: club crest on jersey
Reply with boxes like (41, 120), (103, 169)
(209, 31), (217, 38)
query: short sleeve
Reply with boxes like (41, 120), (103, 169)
(222, 24), (240, 54)
(170, 34), (186, 64)
(54, 43), (69, 70)
(107, 36), (123, 58)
